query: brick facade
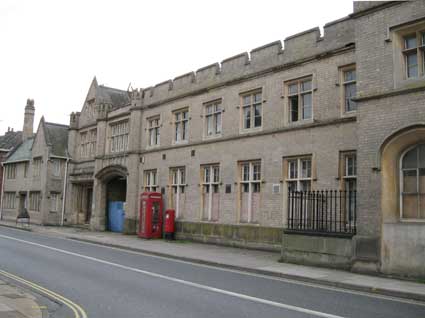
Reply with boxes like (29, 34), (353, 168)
(62, 1), (425, 278)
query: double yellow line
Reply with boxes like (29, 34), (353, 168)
(0, 269), (87, 318)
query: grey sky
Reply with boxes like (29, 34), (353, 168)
(0, 0), (353, 134)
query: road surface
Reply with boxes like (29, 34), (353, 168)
(0, 226), (424, 318)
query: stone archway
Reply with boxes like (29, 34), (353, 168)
(91, 165), (128, 232)
(379, 124), (425, 277)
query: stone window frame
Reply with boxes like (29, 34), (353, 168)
(339, 64), (357, 115)
(5, 163), (16, 179)
(52, 159), (61, 177)
(144, 169), (158, 192)
(238, 160), (262, 224)
(29, 191), (41, 212)
(172, 108), (189, 145)
(283, 155), (314, 192)
(239, 89), (263, 133)
(285, 76), (314, 124)
(200, 163), (220, 222)
(203, 99), (223, 139)
(147, 116), (161, 148)
(339, 151), (357, 224)
(109, 120), (129, 154)
(391, 19), (425, 86)
(2, 192), (16, 209)
(80, 128), (97, 159)
(399, 143), (425, 221)
(50, 192), (60, 212)
(32, 157), (42, 177)
(23, 161), (29, 178)
(169, 166), (186, 218)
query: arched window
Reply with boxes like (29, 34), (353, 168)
(400, 144), (425, 219)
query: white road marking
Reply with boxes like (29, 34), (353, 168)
(0, 232), (345, 318)
(2, 226), (425, 307)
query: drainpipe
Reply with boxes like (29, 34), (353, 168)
(61, 155), (70, 226)
(0, 162), (5, 220)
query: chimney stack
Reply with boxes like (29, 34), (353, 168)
(23, 99), (35, 141)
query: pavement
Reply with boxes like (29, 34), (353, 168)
(0, 278), (42, 318)
(1, 220), (424, 303)
(1, 224), (425, 318)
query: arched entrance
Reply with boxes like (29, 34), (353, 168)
(379, 124), (425, 277)
(94, 165), (128, 233)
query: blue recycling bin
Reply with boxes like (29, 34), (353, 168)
(108, 201), (125, 232)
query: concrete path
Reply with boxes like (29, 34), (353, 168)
(1, 220), (425, 303)
(0, 278), (42, 318)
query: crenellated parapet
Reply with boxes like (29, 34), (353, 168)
(132, 16), (354, 107)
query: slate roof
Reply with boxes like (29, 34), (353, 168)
(4, 138), (33, 163)
(44, 122), (69, 157)
(0, 130), (22, 151)
(96, 85), (130, 109)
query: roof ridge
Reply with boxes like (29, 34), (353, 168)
(44, 122), (69, 128)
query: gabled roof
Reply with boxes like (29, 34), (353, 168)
(96, 85), (131, 109)
(0, 130), (22, 151)
(4, 137), (33, 163)
(43, 121), (69, 157)
(86, 77), (130, 110)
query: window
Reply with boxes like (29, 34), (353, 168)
(110, 121), (129, 153)
(24, 162), (29, 178)
(5, 164), (16, 179)
(241, 91), (262, 130)
(174, 109), (189, 143)
(148, 117), (160, 146)
(239, 161), (261, 223)
(80, 130), (97, 158)
(342, 68), (357, 112)
(144, 170), (158, 192)
(52, 159), (61, 177)
(287, 78), (313, 122)
(400, 144), (425, 219)
(341, 152), (357, 222)
(50, 193), (60, 212)
(29, 192), (41, 212)
(201, 165), (220, 221)
(33, 158), (42, 177)
(2, 192), (15, 209)
(286, 156), (312, 192)
(204, 101), (222, 137)
(170, 167), (186, 218)
(401, 31), (425, 79)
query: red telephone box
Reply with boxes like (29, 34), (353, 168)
(138, 192), (163, 239)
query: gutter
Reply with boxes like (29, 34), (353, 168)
(0, 163), (5, 220)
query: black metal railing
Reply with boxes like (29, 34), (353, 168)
(286, 190), (356, 236)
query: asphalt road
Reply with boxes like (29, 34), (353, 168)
(0, 227), (424, 318)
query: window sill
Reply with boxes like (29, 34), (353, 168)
(146, 144), (160, 150)
(239, 127), (263, 135)
(399, 218), (425, 223)
(203, 134), (222, 141)
(341, 111), (357, 118)
(287, 118), (314, 127)
(173, 140), (189, 146)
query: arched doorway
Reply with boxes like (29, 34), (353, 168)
(379, 125), (425, 277)
(94, 165), (128, 233)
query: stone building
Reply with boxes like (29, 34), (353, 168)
(0, 128), (22, 208)
(64, 1), (425, 278)
(1, 100), (69, 225)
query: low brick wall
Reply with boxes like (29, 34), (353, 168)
(175, 221), (282, 252)
(281, 233), (354, 269)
